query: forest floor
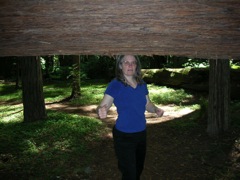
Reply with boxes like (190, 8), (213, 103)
(46, 102), (240, 180)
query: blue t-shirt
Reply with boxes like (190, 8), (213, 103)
(105, 79), (149, 133)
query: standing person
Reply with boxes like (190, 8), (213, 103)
(97, 55), (164, 180)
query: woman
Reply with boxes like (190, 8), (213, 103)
(97, 55), (164, 180)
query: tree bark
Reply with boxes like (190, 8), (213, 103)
(207, 60), (230, 137)
(21, 56), (46, 122)
(70, 55), (81, 99)
(0, 1), (239, 59)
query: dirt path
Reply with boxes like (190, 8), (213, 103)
(46, 103), (195, 126)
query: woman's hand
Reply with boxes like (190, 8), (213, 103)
(146, 95), (164, 117)
(97, 94), (114, 119)
(155, 107), (164, 117)
(97, 104), (108, 119)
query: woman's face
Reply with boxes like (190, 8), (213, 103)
(120, 55), (137, 77)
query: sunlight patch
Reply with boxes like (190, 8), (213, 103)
(146, 105), (196, 124)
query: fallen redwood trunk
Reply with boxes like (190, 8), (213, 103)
(0, 1), (239, 59)
(142, 68), (240, 99)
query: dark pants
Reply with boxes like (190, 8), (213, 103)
(112, 126), (147, 180)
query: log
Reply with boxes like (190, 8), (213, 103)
(142, 68), (240, 99)
(0, 0), (240, 59)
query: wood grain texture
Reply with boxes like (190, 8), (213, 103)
(0, 0), (239, 59)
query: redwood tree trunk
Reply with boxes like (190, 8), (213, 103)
(21, 56), (46, 122)
(1, 1), (239, 59)
(70, 55), (81, 99)
(207, 60), (230, 137)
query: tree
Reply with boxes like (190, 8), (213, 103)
(21, 56), (46, 122)
(70, 55), (81, 99)
(207, 60), (230, 137)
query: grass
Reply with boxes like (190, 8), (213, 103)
(0, 80), (239, 179)
(71, 82), (107, 106)
(0, 83), (22, 103)
(0, 80), (109, 178)
(147, 84), (194, 105)
(0, 110), (105, 179)
(42, 80), (107, 105)
(0, 80), (198, 107)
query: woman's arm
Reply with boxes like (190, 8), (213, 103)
(97, 94), (114, 119)
(145, 95), (164, 117)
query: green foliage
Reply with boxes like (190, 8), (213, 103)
(51, 66), (72, 80)
(0, 80), (107, 105)
(0, 104), (23, 123)
(71, 82), (106, 105)
(40, 55), (115, 81)
(0, 80), (197, 106)
(44, 80), (107, 105)
(81, 55), (115, 80)
(0, 110), (105, 179)
(182, 59), (209, 68)
(43, 81), (72, 103)
(148, 84), (194, 105)
(230, 60), (240, 70)
(40, 56), (46, 70)
(0, 83), (22, 103)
